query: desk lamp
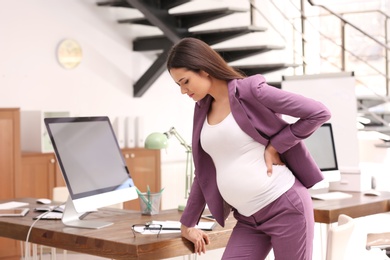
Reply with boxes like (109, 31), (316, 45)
(144, 127), (193, 211)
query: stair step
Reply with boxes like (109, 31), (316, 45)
(215, 45), (284, 62)
(133, 26), (267, 51)
(113, 5), (247, 29)
(192, 25), (267, 45)
(170, 6), (248, 16)
(358, 107), (390, 130)
(190, 25), (266, 34)
(97, 0), (190, 10)
(133, 36), (173, 52)
(118, 17), (151, 25)
(365, 101), (390, 113)
(170, 7), (247, 28)
(358, 114), (390, 126)
(357, 95), (389, 110)
(233, 63), (300, 76)
(359, 125), (390, 132)
(359, 111), (390, 118)
(357, 95), (389, 101)
(359, 107), (390, 115)
(96, 0), (131, 7)
(161, 0), (192, 10)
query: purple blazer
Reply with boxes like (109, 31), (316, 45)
(180, 74), (331, 228)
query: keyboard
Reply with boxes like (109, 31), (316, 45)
(33, 211), (63, 220)
(311, 191), (353, 201)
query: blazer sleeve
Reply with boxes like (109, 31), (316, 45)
(250, 75), (331, 153)
(180, 175), (206, 227)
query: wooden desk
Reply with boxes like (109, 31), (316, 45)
(0, 198), (235, 260)
(312, 191), (390, 223)
(312, 191), (390, 260)
(1, 193), (390, 259)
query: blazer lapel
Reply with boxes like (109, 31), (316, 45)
(228, 80), (269, 146)
(192, 96), (212, 157)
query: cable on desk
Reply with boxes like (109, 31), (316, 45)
(24, 209), (54, 260)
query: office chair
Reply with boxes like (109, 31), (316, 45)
(326, 214), (355, 260)
(366, 232), (390, 258)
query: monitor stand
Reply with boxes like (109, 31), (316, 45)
(62, 197), (113, 229)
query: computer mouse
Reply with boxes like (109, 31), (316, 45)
(36, 198), (52, 204)
(363, 190), (381, 196)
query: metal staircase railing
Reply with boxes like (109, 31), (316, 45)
(306, 0), (390, 137)
(306, 1), (390, 96)
(246, 0), (390, 139)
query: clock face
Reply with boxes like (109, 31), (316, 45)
(57, 39), (82, 69)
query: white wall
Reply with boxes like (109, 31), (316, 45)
(0, 0), (192, 122)
(0, 0), (196, 209)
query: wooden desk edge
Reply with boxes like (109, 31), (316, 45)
(313, 191), (390, 223)
(0, 200), (236, 260)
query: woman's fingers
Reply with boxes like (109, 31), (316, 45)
(264, 144), (285, 176)
(195, 237), (209, 254)
(181, 226), (210, 255)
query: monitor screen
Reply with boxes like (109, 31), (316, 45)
(44, 116), (138, 229)
(303, 123), (340, 183)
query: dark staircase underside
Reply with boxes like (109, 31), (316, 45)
(98, 0), (390, 142)
(97, 0), (300, 97)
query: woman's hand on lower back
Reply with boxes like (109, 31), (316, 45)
(264, 143), (285, 176)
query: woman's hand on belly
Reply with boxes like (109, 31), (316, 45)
(264, 144), (285, 176)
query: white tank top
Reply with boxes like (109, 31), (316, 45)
(201, 113), (295, 217)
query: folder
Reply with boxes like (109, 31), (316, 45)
(125, 116), (136, 148)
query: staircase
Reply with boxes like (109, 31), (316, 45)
(96, 0), (299, 97)
(96, 0), (390, 141)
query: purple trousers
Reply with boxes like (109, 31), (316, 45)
(222, 179), (314, 260)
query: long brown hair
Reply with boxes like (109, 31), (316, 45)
(166, 37), (245, 80)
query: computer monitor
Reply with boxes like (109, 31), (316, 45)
(303, 123), (341, 189)
(44, 116), (138, 229)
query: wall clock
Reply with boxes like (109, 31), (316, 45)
(57, 39), (82, 69)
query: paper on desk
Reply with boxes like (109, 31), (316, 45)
(0, 201), (29, 209)
(139, 229), (181, 235)
(151, 220), (216, 231)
